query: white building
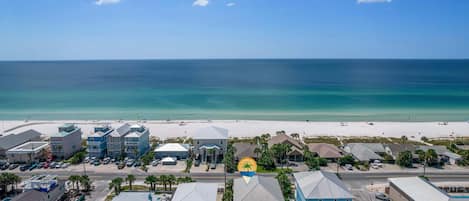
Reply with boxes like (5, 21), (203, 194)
(193, 126), (228, 164)
(7, 141), (49, 163)
(154, 143), (189, 160)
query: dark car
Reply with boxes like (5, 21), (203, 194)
(117, 162), (125, 169)
(0, 165), (8, 170)
(375, 193), (390, 201)
(194, 160), (201, 167)
(29, 163), (38, 171)
(134, 161), (141, 167)
(8, 164), (19, 170)
(19, 165), (30, 171)
(210, 163), (216, 169)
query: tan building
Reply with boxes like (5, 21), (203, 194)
(268, 133), (304, 161)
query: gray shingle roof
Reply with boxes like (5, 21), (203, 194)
(344, 143), (383, 161)
(171, 182), (218, 201)
(193, 126), (228, 140)
(234, 176), (284, 201)
(0, 129), (42, 150)
(294, 171), (353, 200)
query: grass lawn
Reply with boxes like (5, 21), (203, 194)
(257, 165), (292, 173)
(303, 136), (341, 146)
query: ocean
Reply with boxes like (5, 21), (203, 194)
(0, 59), (469, 121)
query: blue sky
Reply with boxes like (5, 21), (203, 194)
(0, 0), (468, 60)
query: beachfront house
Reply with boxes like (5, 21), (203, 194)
(0, 129), (42, 159)
(50, 124), (82, 160)
(107, 123), (131, 159)
(233, 176), (284, 201)
(233, 142), (259, 161)
(307, 143), (344, 162)
(87, 125), (114, 158)
(384, 144), (418, 161)
(171, 182), (219, 201)
(6, 141), (49, 163)
(293, 171), (353, 201)
(193, 126), (228, 164)
(154, 143), (189, 160)
(124, 124), (150, 158)
(418, 145), (462, 165)
(343, 143), (384, 162)
(268, 133), (304, 161)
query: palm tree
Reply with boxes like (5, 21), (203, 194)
(254, 147), (262, 159)
(423, 149), (438, 176)
(176, 176), (193, 184)
(145, 175), (157, 192)
(290, 133), (300, 140)
(80, 175), (92, 192)
(168, 175), (176, 191)
(69, 175), (81, 192)
(125, 174), (136, 191)
(159, 175), (169, 191)
(109, 178), (124, 195)
(253, 136), (262, 145)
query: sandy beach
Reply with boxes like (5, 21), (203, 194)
(2, 120), (469, 140)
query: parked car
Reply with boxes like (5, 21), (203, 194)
(19, 164), (30, 171)
(93, 161), (101, 166)
(38, 162), (46, 169)
(0, 165), (8, 171)
(43, 162), (49, 169)
(126, 159), (135, 167)
(344, 164), (353, 171)
(55, 162), (63, 169)
(134, 161), (141, 167)
(375, 193), (390, 201)
(194, 160), (201, 167)
(61, 163), (70, 168)
(8, 164), (19, 170)
(111, 158), (116, 163)
(103, 158), (110, 164)
(151, 160), (159, 166)
(84, 156), (90, 163)
(117, 162), (125, 169)
(288, 162), (298, 167)
(210, 163), (217, 169)
(28, 163), (38, 171)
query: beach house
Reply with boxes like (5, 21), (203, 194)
(233, 142), (259, 161)
(307, 143), (344, 162)
(343, 143), (384, 162)
(154, 143), (189, 160)
(268, 133), (304, 161)
(171, 182), (219, 201)
(124, 124), (150, 158)
(193, 126), (228, 164)
(0, 129), (41, 159)
(418, 145), (462, 165)
(107, 123), (131, 159)
(50, 124), (82, 160)
(87, 125), (114, 158)
(233, 176), (284, 201)
(293, 171), (353, 201)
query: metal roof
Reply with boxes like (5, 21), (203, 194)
(233, 176), (284, 201)
(0, 129), (42, 150)
(171, 183), (218, 201)
(109, 123), (131, 137)
(193, 126), (228, 140)
(293, 171), (353, 200)
(155, 143), (189, 152)
(389, 177), (452, 201)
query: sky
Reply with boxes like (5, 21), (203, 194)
(0, 0), (468, 60)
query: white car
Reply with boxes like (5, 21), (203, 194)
(61, 163), (70, 168)
(151, 160), (159, 166)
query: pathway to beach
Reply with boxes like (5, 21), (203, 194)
(2, 120), (469, 140)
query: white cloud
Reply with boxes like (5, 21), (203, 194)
(357, 0), (391, 3)
(193, 0), (209, 7)
(226, 2), (236, 7)
(95, 0), (121, 5)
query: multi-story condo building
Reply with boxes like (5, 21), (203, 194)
(87, 125), (113, 158)
(107, 123), (131, 159)
(50, 124), (82, 160)
(124, 124), (150, 159)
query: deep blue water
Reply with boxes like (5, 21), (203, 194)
(0, 59), (469, 121)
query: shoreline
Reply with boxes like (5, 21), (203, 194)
(2, 120), (469, 140)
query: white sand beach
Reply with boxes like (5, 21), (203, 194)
(2, 120), (469, 140)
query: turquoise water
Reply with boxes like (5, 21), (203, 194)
(0, 59), (469, 121)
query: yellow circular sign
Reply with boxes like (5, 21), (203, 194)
(237, 157), (257, 172)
